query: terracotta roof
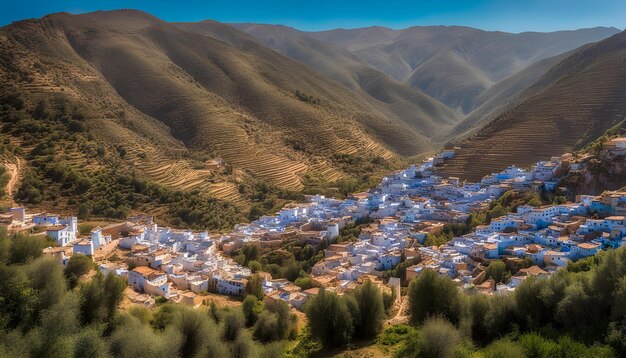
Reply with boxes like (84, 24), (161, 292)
(518, 266), (547, 276)
(578, 242), (600, 249)
(484, 243), (498, 250)
(132, 266), (157, 275)
(304, 288), (320, 295)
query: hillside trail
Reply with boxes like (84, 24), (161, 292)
(5, 157), (21, 201)
(386, 295), (409, 326)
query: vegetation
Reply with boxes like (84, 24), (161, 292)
(0, 89), (248, 230)
(232, 241), (322, 283)
(0, 228), (300, 357)
(483, 260), (508, 284)
(408, 269), (462, 325)
(245, 273), (264, 300)
(391, 245), (626, 356)
(304, 280), (387, 349)
(64, 253), (95, 288)
(294, 90), (320, 105)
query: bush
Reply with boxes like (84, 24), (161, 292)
(484, 260), (508, 284)
(64, 254), (94, 288)
(351, 280), (385, 339)
(253, 299), (296, 343)
(481, 339), (526, 358)
(221, 309), (245, 341)
(242, 295), (263, 327)
(304, 289), (353, 348)
(395, 317), (466, 358)
(248, 260), (262, 273)
(378, 324), (415, 346)
(245, 273), (264, 300)
(408, 269), (462, 325)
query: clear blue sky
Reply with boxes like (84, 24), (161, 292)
(1, 0), (625, 32)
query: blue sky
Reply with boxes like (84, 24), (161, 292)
(1, 0), (625, 32)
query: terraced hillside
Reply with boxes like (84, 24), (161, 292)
(437, 30), (626, 181)
(0, 10), (437, 205)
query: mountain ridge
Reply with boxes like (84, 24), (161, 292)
(235, 23), (619, 114)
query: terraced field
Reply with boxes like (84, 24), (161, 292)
(438, 30), (626, 181)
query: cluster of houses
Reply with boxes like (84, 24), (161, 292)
(8, 140), (626, 308)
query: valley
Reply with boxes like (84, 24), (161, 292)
(1, 4), (626, 358)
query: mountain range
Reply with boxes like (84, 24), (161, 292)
(0, 9), (624, 221)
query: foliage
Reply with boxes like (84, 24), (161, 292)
(242, 295), (264, 327)
(424, 222), (473, 247)
(221, 309), (245, 341)
(378, 324), (416, 346)
(408, 269), (462, 325)
(79, 272), (125, 325)
(245, 273), (264, 300)
(294, 90), (321, 105)
(351, 280), (386, 339)
(304, 288), (354, 348)
(394, 317), (469, 358)
(0, 230), (53, 265)
(484, 260), (508, 284)
(64, 253), (95, 288)
(253, 299), (297, 342)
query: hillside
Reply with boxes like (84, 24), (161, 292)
(0, 10), (466, 225)
(444, 50), (575, 141)
(302, 26), (620, 113)
(437, 30), (626, 181)
(559, 119), (626, 197)
(184, 22), (460, 139)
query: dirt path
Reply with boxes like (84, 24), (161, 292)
(4, 157), (21, 199)
(386, 296), (409, 325)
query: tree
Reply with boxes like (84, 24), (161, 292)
(242, 295), (263, 327)
(294, 276), (314, 290)
(556, 280), (601, 339)
(79, 272), (125, 325)
(253, 299), (296, 342)
(245, 274), (264, 300)
(8, 233), (49, 264)
(395, 317), (466, 358)
(110, 314), (182, 358)
(0, 264), (39, 329)
(248, 260), (262, 273)
(241, 244), (259, 266)
(152, 304), (178, 331)
(231, 330), (257, 358)
(514, 276), (548, 330)
(408, 269), (462, 325)
(484, 294), (518, 341)
(174, 306), (222, 357)
(253, 311), (281, 342)
(304, 289), (353, 348)
(481, 339), (525, 358)
(73, 327), (111, 358)
(26, 257), (67, 313)
(221, 309), (245, 341)
(351, 280), (385, 339)
(468, 294), (490, 345)
(484, 261), (507, 284)
(64, 254), (94, 288)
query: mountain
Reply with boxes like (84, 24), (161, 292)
(0, 9), (461, 218)
(0, 9), (622, 225)
(437, 30), (626, 181)
(183, 22), (460, 139)
(239, 25), (619, 114)
(444, 49), (575, 141)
